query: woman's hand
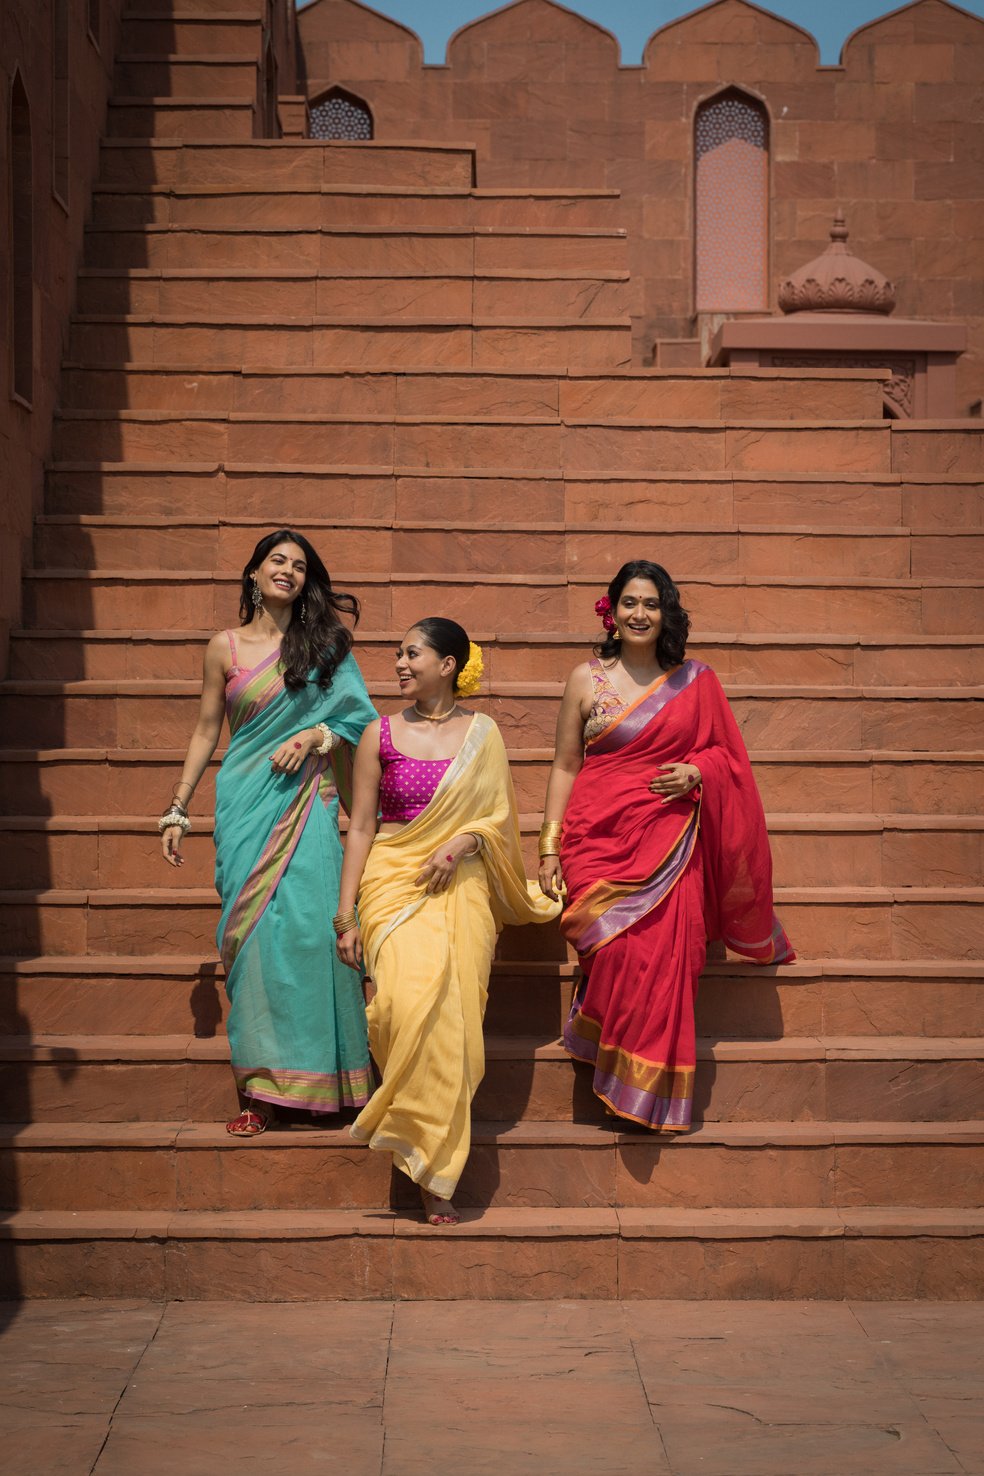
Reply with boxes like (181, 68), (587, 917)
(336, 924), (363, 972)
(538, 854), (564, 901)
(269, 729), (317, 775)
(649, 762), (701, 801)
(414, 834), (479, 895)
(161, 825), (185, 868)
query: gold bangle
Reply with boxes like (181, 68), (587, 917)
(538, 821), (563, 857)
(332, 910), (357, 937)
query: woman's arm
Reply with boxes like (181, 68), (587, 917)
(538, 665), (591, 900)
(335, 720), (383, 969)
(160, 633), (228, 868)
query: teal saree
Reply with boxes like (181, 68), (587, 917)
(215, 643), (377, 1112)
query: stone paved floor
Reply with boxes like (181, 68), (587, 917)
(0, 1299), (981, 1475)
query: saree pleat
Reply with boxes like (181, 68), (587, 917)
(351, 713), (560, 1197)
(561, 660), (793, 1131)
(215, 650), (377, 1112)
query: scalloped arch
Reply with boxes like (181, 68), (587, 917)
(447, 0), (620, 64)
(840, 0), (984, 62)
(644, 0), (819, 65)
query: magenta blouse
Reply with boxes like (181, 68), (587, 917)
(378, 715), (452, 824)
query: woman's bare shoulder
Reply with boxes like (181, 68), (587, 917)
(564, 660), (595, 695)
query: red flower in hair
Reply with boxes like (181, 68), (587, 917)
(594, 595), (616, 633)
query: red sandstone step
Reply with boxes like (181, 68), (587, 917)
(3, 677), (979, 752)
(891, 424), (984, 476)
(57, 364), (882, 423)
(113, 55), (260, 99)
(74, 268), (633, 320)
(3, 747), (979, 820)
(2, 1205), (981, 1300)
(32, 513), (984, 583)
(4, 955), (982, 1040)
(2, 1034), (982, 1126)
(98, 139), (478, 191)
(3, 1119), (982, 1214)
(107, 97), (256, 140)
(14, 627), (984, 689)
(18, 569), (984, 636)
(119, 13), (263, 56)
(1, 814), (980, 891)
(0, 886), (978, 960)
(83, 225), (631, 275)
(50, 410), (893, 473)
(42, 462), (984, 529)
(67, 315), (632, 370)
(90, 183), (625, 231)
(125, 0), (268, 13)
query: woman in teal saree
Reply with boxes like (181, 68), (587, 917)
(160, 529), (377, 1134)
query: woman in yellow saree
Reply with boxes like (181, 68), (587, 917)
(335, 618), (560, 1224)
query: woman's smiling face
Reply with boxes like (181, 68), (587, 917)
(252, 541), (307, 607)
(615, 577), (662, 650)
(395, 626), (455, 699)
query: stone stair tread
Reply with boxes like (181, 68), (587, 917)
(4, 1118), (983, 1149)
(4, 1032), (982, 1063)
(77, 266), (632, 282)
(3, 884), (981, 902)
(19, 625), (984, 645)
(35, 515), (945, 537)
(83, 225), (631, 238)
(4, 746), (982, 763)
(3, 1205), (981, 1241)
(71, 312), (631, 327)
(54, 407), (892, 428)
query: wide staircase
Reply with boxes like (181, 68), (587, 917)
(1, 3), (982, 1301)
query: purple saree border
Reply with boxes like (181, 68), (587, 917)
(563, 1025), (692, 1130)
(570, 805), (699, 956)
(588, 658), (707, 755)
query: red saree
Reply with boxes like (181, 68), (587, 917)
(561, 659), (794, 1130)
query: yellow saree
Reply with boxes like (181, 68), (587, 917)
(350, 712), (560, 1198)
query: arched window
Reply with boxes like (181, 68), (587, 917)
(694, 89), (769, 313)
(10, 70), (34, 406)
(52, 0), (71, 207)
(309, 88), (373, 141)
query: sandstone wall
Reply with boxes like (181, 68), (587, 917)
(0, 0), (125, 675)
(297, 0), (984, 407)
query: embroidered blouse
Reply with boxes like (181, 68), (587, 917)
(378, 714), (452, 824)
(583, 659), (628, 744)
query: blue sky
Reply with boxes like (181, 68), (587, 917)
(297, 0), (984, 63)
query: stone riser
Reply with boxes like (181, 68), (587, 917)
(125, 0), (268, 13)
(107, 100), (256, 141)
(84, 228), (632, 275)
(1, 892), (978, 960)
(50, 414), (892, 473)
(31, 519), (984, 583)
(1, 820), (980, 892)
(99, 141), (477, 191)
(4, 1130), (983, 1213)
(5, 1048), (983, 1126)
(19, 573), (984, 636)
(14, 631), (984, 688)
(113, 57), (260, 100)
(3, 752), (979, 820)
(119, 16), (263, 57)
(5, 1215), (982, 1301)
(43, 466), (984, 529)
(76, 273), (632, 319)
(67, 319), (632, 370)
(3, 687), (979, 753)
(91, 188), (625, 231)
(58, 365), (877, 422)
(4, 963), (982, 1040)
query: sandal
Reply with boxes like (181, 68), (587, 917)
(420, 1189), (460, 1226)
(225, 1107), (270, 1137)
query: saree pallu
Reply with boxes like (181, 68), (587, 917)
(215, 650), (377, 1112)
(561, 660), (794, 1131)
(351, 713), (561, 1198)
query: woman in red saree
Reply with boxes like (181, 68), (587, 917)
(539, 560), (794, 1131)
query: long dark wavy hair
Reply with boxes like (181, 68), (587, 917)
(412, 616), (471, 690)
(238, 528), (359, 690)
(595, 559), (689, 668)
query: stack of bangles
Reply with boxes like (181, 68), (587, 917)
(158, 792), (192, 834)
(539, 821), (563, 858)
(333, 909), (357, 938)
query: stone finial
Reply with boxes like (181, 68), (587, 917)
(778, 212), (896, 315)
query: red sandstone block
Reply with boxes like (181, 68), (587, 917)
(315, 323), (473, 368)
(473, 323), (631, 369)
(873, 760), (984, 816)
(108, 102), (256, 142)
(113, 58), (259, 101)
(120, 17), (262, 56)
(397, 473), (565, 522)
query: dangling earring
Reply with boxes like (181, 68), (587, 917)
(300, 600), (307, 624)
(251, 579), (262, 611)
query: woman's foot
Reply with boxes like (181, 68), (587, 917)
(420, 1189), (460, 1226)
(225, 1106), (270, 1136)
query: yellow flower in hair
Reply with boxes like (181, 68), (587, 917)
(455, 641), (484, 697)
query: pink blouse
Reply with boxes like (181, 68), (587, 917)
(378, 715), (451, 824)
